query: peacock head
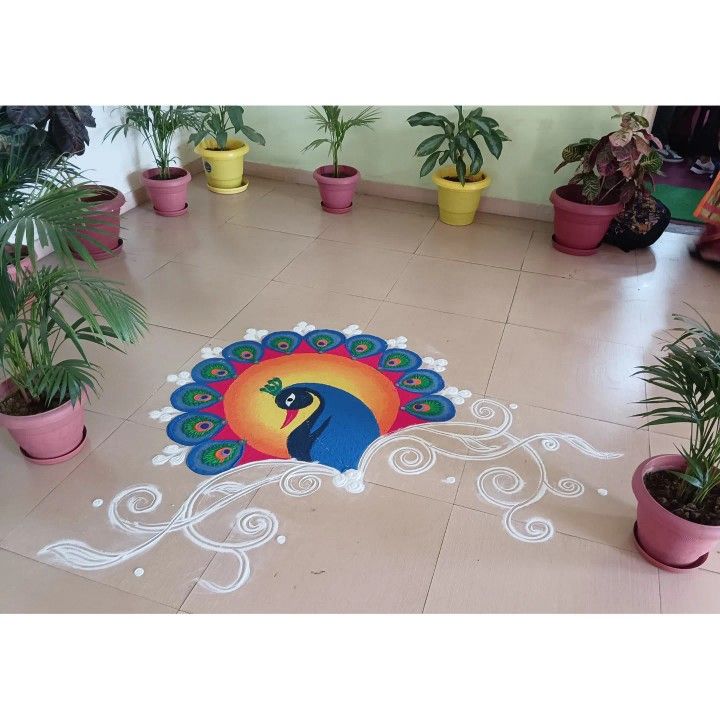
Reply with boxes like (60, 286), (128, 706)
(275, 383), (317, 429)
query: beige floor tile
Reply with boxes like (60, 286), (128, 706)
(660, 569), (720, 612)
(510, 273), (666, 348)
(454, 402), (649, 552)
(475, 211), (538, 232)
(319, 206), (435, 253)
(49, 248), (170, 285)
(276, 239), (411, 300)
(353, 193), (437, 217)
(487, 325), (646, 427)
(418, 221), (531, 270)
(74, 324), (207, 419)
(182, 481), (451, 613)
(173, 224), (311, 279)
(227, 186), (332, 237)
(388, 255), (519, 322)
(0, 548), (174, 613)
(135, 261), (267, 336)
(523, 230), (639, 282)
(367, 302), (503, 393)
(215, 281), (380, 342)
(0, 411), (121, 542)
(424, 505), (660, 612)
(1, 421), (268, 609)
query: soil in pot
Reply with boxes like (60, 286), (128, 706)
(0, 390), (64, 417)
(320, 171), (355, 179)
(645, 470), (720, 525)
(442, 176), (485, 184)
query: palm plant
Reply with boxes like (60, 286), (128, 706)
(635, 312), (720, 509)
(104, 106), (196, 180)
(407, 107), (510, 186)
(188, 106), (265, 151)
(0, 265), (147, 409)
(302, 106), (381, 178)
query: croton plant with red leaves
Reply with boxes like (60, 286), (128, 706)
(554, 109), (663, 205)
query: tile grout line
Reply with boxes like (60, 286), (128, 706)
(420, 505), (454, 614)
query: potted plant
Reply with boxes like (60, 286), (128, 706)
(0, 267), (147, 463)
(551, 109), (663, 255)
(1, 113), (148, 463)
(302, 106), (381, 214)
(0, 106), (122, 260)
(105, 106), (196, 217)
(407, 107), (510, 226)
(188, 106), (266, 195)
(633, 312), (720, 571)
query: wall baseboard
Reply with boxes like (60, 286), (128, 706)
(244, 160), (554, 222)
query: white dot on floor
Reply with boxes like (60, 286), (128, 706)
(92, 499), (103, 508)
(597, 488), (608, 496)
(509, 403), (518, 410)
(133, 568), (144, 577)
(442, 476), (456, 484)
(276, 535), (286, 545)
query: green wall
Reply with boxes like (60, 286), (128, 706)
(244, 106), (642, 206)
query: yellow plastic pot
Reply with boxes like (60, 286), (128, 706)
(195, 138), (250, 194)
(432, 166), (491, 225)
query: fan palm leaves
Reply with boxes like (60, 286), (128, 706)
(105, 106), (196, 179)
(0, 265), (147, 407)
(302, 106), (381, 178)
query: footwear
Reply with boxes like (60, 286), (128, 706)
(690, 158), (715, 175)
(658, 145), (684, 163)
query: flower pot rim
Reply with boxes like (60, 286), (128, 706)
(633, 454), (720, 535)
(195, 139), (249, 157)
(432, 165), (491, 192)
(551, 184), (623, 214)
(313, 165), (360, 185)
(0, 378), (85, 428)
(141, 167), (192, 186)
(80, 184), (125, 206)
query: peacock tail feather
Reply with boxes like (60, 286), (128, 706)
(167, 412), (226, 445)
(403, 395), (456, 422)
(305, 329), (346, 353)
(222, 340), (263, 364)
(191, 358), (237, 383)
(170, 384), (223, 412)
(262, 331), (303, 354)
(379, 348), (422, 373)
(186, 440), (246, 475)
(345, 334), (387, 359)
(396, 369), (444, 395)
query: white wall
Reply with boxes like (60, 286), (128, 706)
(73, 106), (196, 209)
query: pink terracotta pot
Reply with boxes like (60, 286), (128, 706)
(550, 184), (623, 256)
(313, 165), (360, 213)
(75, 185), (126, 260)
(632, 454), (720, 571)
(0, 379), (87, 464)
(5, 253), (32, 281)
(142, 167), (191, 217)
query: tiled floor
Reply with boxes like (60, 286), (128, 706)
(2, 172), (720, 613)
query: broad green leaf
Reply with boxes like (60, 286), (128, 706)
(415, 134), (446, 157)
(419, 151), (441, 177)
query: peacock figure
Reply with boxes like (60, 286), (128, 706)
(163, 325), (457, 476)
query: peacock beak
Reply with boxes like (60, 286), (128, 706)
(281, 408), (299, 429)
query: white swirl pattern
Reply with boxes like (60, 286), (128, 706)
(40, 395), (621, 589)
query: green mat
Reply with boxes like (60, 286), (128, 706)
(652, 183), (704, 223)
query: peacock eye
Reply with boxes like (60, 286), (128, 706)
(285, 393), (296, 407)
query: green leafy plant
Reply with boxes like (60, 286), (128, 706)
(104, 106), (196, 180)
(407, 107), (510, 186)
(188, 106), (266, 151)
(302, 106), (381, 178)
(0, 266), (147, 409)
(0, 106), (96, 161)
(555, 109), (663, 205)
(635, 311), (720, 509)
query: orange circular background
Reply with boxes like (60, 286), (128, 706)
(223, 353), (399, 458)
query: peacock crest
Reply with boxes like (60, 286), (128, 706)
(159, 323), (459, 476)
